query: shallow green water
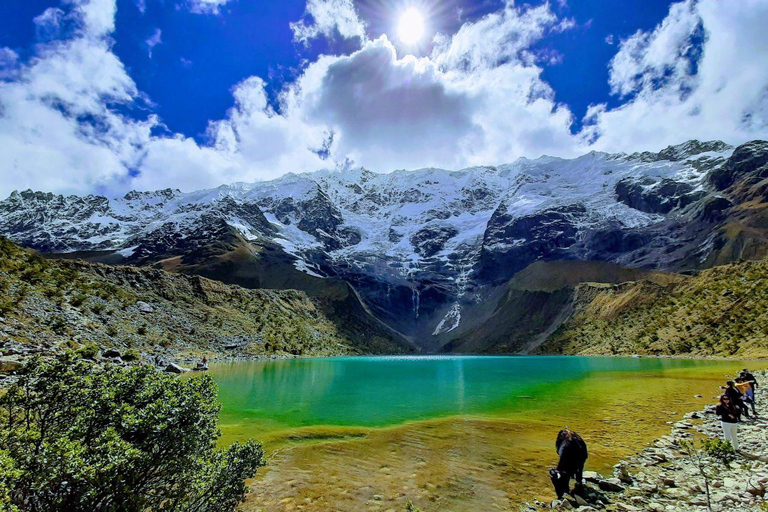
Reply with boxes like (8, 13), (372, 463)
(208, 355), (751, 435)
(205, 355), (764, 511)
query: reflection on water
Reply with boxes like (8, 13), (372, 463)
(202, 356), (762, 511)
(211, 356), (724, 434)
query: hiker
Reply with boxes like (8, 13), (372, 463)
(202, 356), (208, 365)
(740, 369), (758, 390)
(716, 394), (740, 451)
(725, 380), (749, 420)
(736, 376), (758, 417)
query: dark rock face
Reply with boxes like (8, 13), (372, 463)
(0, 191), (117, 252)
(709, 140), (768, 193)
(478, 204), (587, 283)
(410, 226), (459, 257)
(615, 177), (706, 214)
(629, 140), (733, 163)
(582, 226), (652, 255)
(694, 196), (734, 223)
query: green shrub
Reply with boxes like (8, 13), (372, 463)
(405, 500), (421, 512)
(75, 343), (100, 360)
(702, 437), (736, 465)
(122, 349), (141, 362)
(0, 354), (264, 512)
(70, 294), (88, 307)
(49, 316), (67, 335)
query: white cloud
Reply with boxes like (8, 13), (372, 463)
(0, 48), (20, 80)
(2, 0), (768, 198)
(0, 0), (152, 196)
(187, 0), (232, 15)
(133, 0), (581, 190)
(145, 28), (162, 57)
(432, 2), (560, 72)
(0, 0), (582, 195)
(291, 0), (366, 44)
(584, 0), (768, 152)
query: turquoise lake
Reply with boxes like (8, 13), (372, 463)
(202, 356), (762, 512)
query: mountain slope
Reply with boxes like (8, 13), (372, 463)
(3, 139), (768, 351)
(538, 258), (768, 358)
(440, 261), (679, 354)
(0, 238), (412, 362)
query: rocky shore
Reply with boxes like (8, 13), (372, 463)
(525, 370), (768, 512)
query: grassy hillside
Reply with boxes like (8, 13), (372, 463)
(539, 259), (768, 358)
(443, 261), (677, 354)
(0, 238), (411, 363)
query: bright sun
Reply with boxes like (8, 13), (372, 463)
(398, 7), (425, 45)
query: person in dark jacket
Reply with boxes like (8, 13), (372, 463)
(740, 369), (758, 414)
(716, 394), (740, 450)
(725, 380), (749, 420)
(740, 369), (757, 389)
(736, 377), (758, 417)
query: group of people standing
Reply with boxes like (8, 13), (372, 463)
(715, 369), (758, 451)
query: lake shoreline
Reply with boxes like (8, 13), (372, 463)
(524, 370), (768, 512)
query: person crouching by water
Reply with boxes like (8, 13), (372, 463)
(725, 380), (749, 420)
(716, 394), (740, 451)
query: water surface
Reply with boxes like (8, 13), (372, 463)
(204, 356), (762, 511)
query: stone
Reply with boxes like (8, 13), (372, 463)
(164, 363), (188, 374)
(0, 359), (23, 373)
(573, 494), (589, 507)
(614, 465), (633, 484)
(598, 478), (625, 492)
(550, 499), (573, 510)
(647, 503), (664, 512)
(136, 301), (154, 313)
(583, 471), (601, 483)
(103, 348), (121, 358)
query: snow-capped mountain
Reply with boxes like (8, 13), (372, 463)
(4, 139), (768, 349)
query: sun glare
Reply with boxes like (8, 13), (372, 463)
(397, 7), (425, 45)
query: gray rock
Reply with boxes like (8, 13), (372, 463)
(164, 363), (188, 374)
(598, 478), (625, 492)
(137, 301), (154, 313)
(0, 359), (23, 373)
(573, 494), (589, 507)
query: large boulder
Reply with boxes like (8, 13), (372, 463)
(164, 363), (188, 374)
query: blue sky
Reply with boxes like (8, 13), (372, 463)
(2, 0), (675, 139)
(0, 0), (767, 195)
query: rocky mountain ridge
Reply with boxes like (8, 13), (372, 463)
(3, 139), (768, 351)
(0, 238), (411, 368)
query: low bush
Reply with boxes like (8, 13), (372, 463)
(75, 342), (100, 360)
(122, 348), (141, 361)
(0, 354), (264, 512)
(701, 437), (736, 465)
